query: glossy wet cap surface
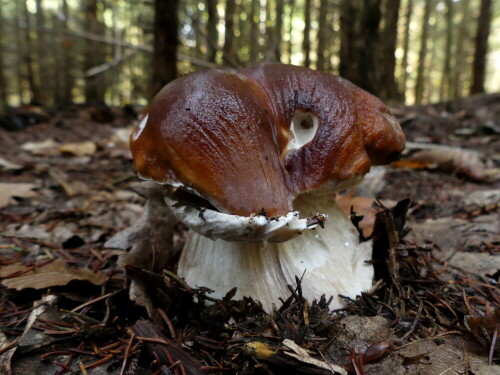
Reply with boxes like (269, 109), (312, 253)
(131, 63), (406, 216)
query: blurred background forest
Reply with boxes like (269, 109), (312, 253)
(0, 0), (498, 111)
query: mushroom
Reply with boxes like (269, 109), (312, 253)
(130, 63), (405, 312)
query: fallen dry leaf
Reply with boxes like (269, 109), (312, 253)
(59, 141), (97, 156)
(0, 259), (107, 290)
(0, 182), (37, 207)
(0, 156), (22, 170)
(403, 147), (486, 181)
(283, 339), (347, 375)
(398, 335), (500, 375)
(20, 139), (59, 156)
(49, 168), (88, 196)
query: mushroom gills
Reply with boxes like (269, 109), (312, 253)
(165, 194), (323, 243)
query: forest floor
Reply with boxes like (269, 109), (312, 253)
(0, 95), (499, 374)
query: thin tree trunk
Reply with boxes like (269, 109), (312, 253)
(61, 0), (73, 104)
(249, 0), (259, 62)
(272, 0), (285, 61)
(22, 0), (43, 105)
(84, 0), (106, 103)
(206, 0), (218, 63)
(51, 12), (62, 105)
(303, 0), (312, 67)
(439, 0), (453, 102)
(470, 0), (492, 94)
(379, 0), (400, 101)
(287, 0), (295, 64)
(223, 0), (236, 65)
(35, 0), (49, 105)
(316, 0), (329, 71)
(427, 15), (439, 101)
(193, 9), (204, 58)
(15, 1), (25, 103)
(357, 0), (382, 95)
(400, 0), (413, 99)
(150, 0), (179, 98)
(264, 0), (273, 61)
(451, 0), (470, 98)
(414, 0), (432, 104)
(111, 5), (122, 104)
(0, 3), (8, 108)
(339, 0), (359, 83)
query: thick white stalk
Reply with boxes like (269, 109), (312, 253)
(177, 194), (373, 312)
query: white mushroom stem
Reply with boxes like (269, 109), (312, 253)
(176, 193), (373, 312)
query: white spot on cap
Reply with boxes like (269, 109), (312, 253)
(285, 109), (319, 153)
(132, 114), (149, 141)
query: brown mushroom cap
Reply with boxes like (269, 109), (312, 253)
(130, 63), (405, 217)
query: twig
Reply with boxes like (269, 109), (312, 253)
(135, 336), (170, 346)
(120, 333), (136, 375)
(78, 362), (88, 375)
(0, 340), (18, 355)
(70, 293), (113, 313)
(158, 308), (176, 340)
(84, 354), (113, 369)
(85, 36), (154, 77)
(489, 330), (498, 366)
(402, 299), (424, 340)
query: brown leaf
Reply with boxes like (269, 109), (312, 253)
(408, 148), (487, 181)
(20, 139), (59, 156)
(0, 259), (107, 291)
(49, 169), (88, 196)
(465, 310), (500, 347)
(59, 141), (97, 156)
(0, 182), (37, 207)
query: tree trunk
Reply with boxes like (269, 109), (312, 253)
(14, 1), (25, 103)
(0, 3), (8, 109)
(206, 0), (218, 63)
(400, 0), (413, 99)
(287, 0), (295, 64)
(193, 9), (204, 58)
(60, 0), (73, 104)
(51, 12), (62, 105)
(451, 0), (470, 99)
(439, 0), (453, 102)
(303, 0), (312, 67)
(470, 0), (492, 94)
(150, 0), (179, 98)
(414, 0), (432, 104)
(84, 0), (106, 103)
(316, 0), (329, 71)
(35, 0), (49, 106)
(379, 0), (400, 101)
(272, 0), (285, 62)
(223, 0), (237, 66)
(339, 0), (359, 83)
(249, 0), (259, 62)
(22, 0), (43, 105)
(357, 0), (382, 95)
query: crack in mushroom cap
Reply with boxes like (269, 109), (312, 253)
(131, 63), (406, 217)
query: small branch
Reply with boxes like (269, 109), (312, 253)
(402, 299), (424, 340)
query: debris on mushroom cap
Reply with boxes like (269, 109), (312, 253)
(130, 63), (406, 217)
